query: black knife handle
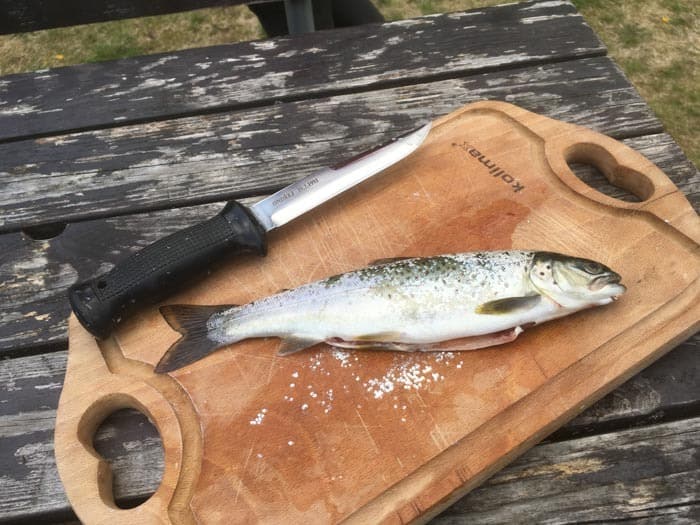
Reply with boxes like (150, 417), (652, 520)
(68, 201), (267, 339)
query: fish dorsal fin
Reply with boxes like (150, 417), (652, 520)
(475, 294), (541, 315)
(369, 256), (414, 266)
(277, 337), (321, 356)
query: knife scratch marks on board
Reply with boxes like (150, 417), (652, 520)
(232, 358), (252, 389)
(355, 409), (379, 454)
(414, 391), (428, 409)
(308, 241), (329, 279)
(364, 208), (393, 255)
(412, 174), (435, 205)
(342, 215), (366, 252)
(430, 425), (450, 450)
(234, 446), (254, 504)
(305, 262), (324, 285)
(265, 359), (276, 385)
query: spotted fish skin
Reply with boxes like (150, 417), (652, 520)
(155, 250), (625, 373)
(209, 251), (535, 344)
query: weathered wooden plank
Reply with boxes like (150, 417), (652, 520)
(0, 56), (662, 233)
(0, 0), (246, 34)
(555, 330), (700, 440)
(2, 130), (695, 356)
(433, 416), (700, 524)
(0, 1), (606, 142)
(1, 343), (697, 522)
(0, 351), (163, 522)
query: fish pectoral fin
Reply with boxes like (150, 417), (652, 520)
(475, 294), (541, 315)
(368, 256), (415, 266)
(277, 337), (322, 356)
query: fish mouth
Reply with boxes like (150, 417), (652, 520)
(589, 272), (622, 292)
(609, 283), (626, 300)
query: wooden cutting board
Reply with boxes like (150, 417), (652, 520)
(55, 101), (699, 524)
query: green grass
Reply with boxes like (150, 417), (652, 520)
(0, 1), (697, 166)
(572, 0), (699, 166)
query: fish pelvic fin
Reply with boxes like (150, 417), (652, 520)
(277, 337), (322, 356)
(155, 304), (236, 373)
(475, 294), (541, 315)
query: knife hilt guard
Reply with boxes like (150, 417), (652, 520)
(69, 201), (267, 339)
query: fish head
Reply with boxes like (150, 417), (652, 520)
(528, 252), (626, 310)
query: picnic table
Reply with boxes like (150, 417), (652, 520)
(1, 0), (698, 522)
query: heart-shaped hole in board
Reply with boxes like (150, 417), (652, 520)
(92, 408), (164, 509)
(565, 143), (656, 203)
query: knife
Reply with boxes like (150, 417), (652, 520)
(68, 123), (432, 339)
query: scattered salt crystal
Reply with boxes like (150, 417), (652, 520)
(332, 349), (352, 367)
(250, 410), (266, 425)
(288, 440), (294, 446)
(290, 383), (295, 388)
(301, 403), (309, 411)
(310, 391), (318, 398)
(292, 371), (299, 378)
(257, 453), (264, 458)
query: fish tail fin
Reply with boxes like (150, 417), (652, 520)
(155, 304), (236, 374)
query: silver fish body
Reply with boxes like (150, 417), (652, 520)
(155, 250), (625, 373)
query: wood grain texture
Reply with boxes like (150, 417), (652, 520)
(52, 101), (700, 523)
(0, 0), (247, 34)
(432, 416), (700, 524)
(0, 56), (663, 233)
(0, 334), (696, 522)
(0, 0), (604, 142)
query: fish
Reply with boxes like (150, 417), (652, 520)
(154, 250), (626, 373)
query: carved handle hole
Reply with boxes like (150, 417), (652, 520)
(565, 143), (655, 202)
(93, 407), (164, 509)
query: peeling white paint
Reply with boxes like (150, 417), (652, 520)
(521, 14), (570, 24)
(521, 0), (569, 10)
(140, 55), (179, 72)
(252, 40), (278, 51)
(0, 104), (37, 116)
(358, 48), (387, 61)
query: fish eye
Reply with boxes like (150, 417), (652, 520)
(580, 261), (603, 274)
